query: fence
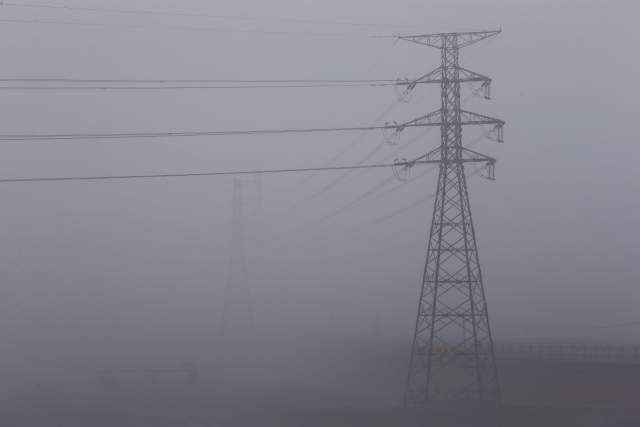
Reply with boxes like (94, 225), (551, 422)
(493, 342), (640, 365)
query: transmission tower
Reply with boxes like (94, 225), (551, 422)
(220, 179), (255, 350)
(398, 30), (504, 406)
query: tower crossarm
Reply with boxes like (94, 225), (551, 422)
(460, 147), (496, 164)
(408, 147), (496, 166)
(390, 110), (441, 131)
(398, 30), (500, 49)
(396, 66), (491, 86)
(410, 147), (442, 165)
(403, 147), (496, 182)
(459, 110), (503, 127)
(386, 109), (504, 134)
(456, 67), (491, 83)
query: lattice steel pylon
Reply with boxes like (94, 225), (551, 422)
(400, 30), (504, 406)
(220, 179), (255, 349)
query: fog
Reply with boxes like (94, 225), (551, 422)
(0, 0), (638, 424)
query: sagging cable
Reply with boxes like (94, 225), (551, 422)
(382, 121), (403, 145)
(394, 78), (416, 102)
(392, 158), (411, 181)
(479, 123), (504, 143)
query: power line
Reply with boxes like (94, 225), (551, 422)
(343, 172), (480, 236)
(279, 94), (496, 243)
(322, 68), (490, 192)
(305, 174), (396, 226)
(343, 133), (487, 214)
(342, 129), (491, 217)
(269, 110), (481, 218)
(276, 93), (495, 241)
(1, 3), (480, 32)
(325, 134), (487, 228)
(268, 94), (407, 212)
(333, 119), (434, 190)
(274, 82), (489, 217)
(277, 139), (391, 215)
(322, 80), (497, 215)
(272, 173), (398, 239)
(344, 165), (436, 213)
(385, 33), (499, 122)
(292, 170), (481, 243)
(0, 78), (398, 83)
(318, 195), (434, 240)
(316, 39), (399, 122)
(0, 18), (392, 38)
(0, 82), (401, 90)
(0, 161), (413, 183)
(279, 165), (456, 239)
(265, 39), (400, 202)
(0, 126), (377, 141)
(0, 122), (437, 141)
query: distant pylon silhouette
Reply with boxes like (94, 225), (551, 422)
(220, 179), (255, 349)
(400, 31), (504, 406)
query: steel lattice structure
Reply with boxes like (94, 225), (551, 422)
(401, 30), (504, 406)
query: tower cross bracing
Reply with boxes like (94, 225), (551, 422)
(400, 30), (503, 406)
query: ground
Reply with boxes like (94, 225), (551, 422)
(1, 405), (640, 427)
(2, 342), (640, 426)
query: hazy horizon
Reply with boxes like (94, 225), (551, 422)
(0, 0), (638, 414)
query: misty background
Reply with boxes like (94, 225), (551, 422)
(0, 0), (637, 408)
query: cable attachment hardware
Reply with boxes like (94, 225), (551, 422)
(493, 123), (504, 142)
(392, 158), (412, 181)
(480, 123), (504, 143)
(471, 160), (496, 181)
(394, 78), (416, 102)
(466, 80), (491, 100)
(383, 122), (403, 145)
(478, 80), (491, 100)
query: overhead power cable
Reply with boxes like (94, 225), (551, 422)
(274, 81), (489, 216)
(0, 161), (417, 184)
(330, 134), (487, 221)
(305, 171), (482, 243)
(267, 69), (413, 209)
(0, 18), (393, 38)
(264, 39), (399, 202)
(345, 165), (437, 212)
(0, 82), (402, 90)
(279, 132), (490, 239)
(319, 69), (489, 190)
(0, 123), (425, 141)
(317, 39), (398, 121)
(290, 45), (504, 240)
(0, 78), (398, 84)
(287, 52), (501, 238)
(267, 107), (401, 213)
(386, 33), (499, 122)
(276, 139), (392, 216)
(336, 124), (432, 189)
(320, 195), (435, 241)
(1, 3), (480, 31)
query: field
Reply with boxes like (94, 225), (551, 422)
(1, 339), (640, 426)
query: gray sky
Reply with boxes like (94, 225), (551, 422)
(0, 0), (638, 385)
